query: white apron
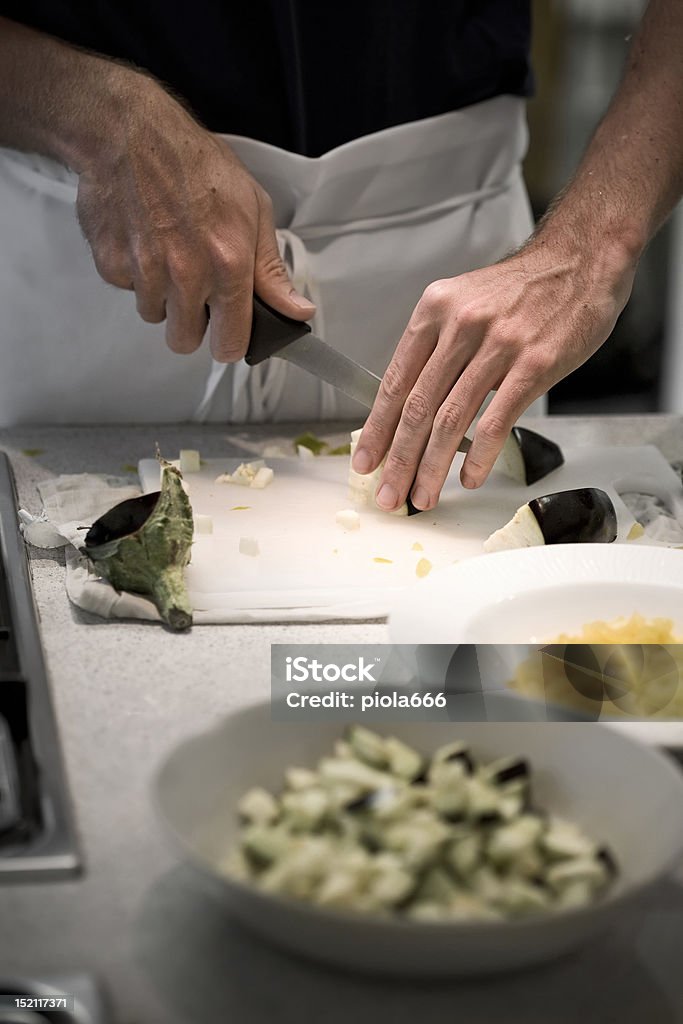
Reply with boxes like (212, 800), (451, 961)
(0, 94), (544, 426)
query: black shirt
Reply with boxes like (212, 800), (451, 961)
(2, 1), (532, 157)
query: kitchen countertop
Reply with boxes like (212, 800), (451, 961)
(0, 414), (682, 1024)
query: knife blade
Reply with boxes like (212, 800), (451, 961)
(245, 297), (472, 452)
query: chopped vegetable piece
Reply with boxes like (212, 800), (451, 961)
(293, 432), (329, 455)
(121, 463), (138, 473)
(21, 448), (45, 457)
(239, 536), (260, 557)
(628, 522), (645, 540)
(179, 449), (201, 474)
(193, 514), (213, 534)
(411, 542), (424, 551)
(238, 787), (279, 825)
(251, 466), (274, 489)
(349, 428), (410, 516)
(328, 443), (352, 456)
(297, 445), (315, 460)
(416, 557), (433, 578)
(216, 461), (273, 488)
(348, 726), (389, 768)
(484, 488), (617, 553)
(230, 506), (251, 511)
(336, 509), (360, 531)
(229, 729), (618, 922)
(373, 557), (393, 564)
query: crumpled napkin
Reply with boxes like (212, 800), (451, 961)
(20, 473), (163, 621)
(620, 491), (683, 545)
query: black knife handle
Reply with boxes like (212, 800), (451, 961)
(245, 296), (312, 366)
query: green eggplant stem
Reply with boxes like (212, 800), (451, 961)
(152, 564), (193, 631)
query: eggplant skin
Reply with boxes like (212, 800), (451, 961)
(512, 427), (564, 486)
(529, 488), (617, 544)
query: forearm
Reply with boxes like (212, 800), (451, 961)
(0, 16), (157, 172)
(535, 0), (683, 267)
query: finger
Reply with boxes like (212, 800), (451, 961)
(133, 256), (167, 324)
(370, 322), (484, 510)
(351, 314), (440, 477)
(90, 244), (134, 291)
(460, 370), (544, 489)
(406, 359), (502, 510)
(165, 289), (208, 354)
(254, 193), (316, 320)
(207, 265), (254, 362)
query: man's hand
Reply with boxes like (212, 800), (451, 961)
(352, 235), (635, 512)
(0, 18), (315, 360)
(354, 0), (683, 511)
(76, 90), (315, 360)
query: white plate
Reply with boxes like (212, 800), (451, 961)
(388, 544), (683, 747)
(154, 705), (683, 977)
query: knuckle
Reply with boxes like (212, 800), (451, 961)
(379, 363), (406, 404)
(522, 349), (552, 379)
(421, 278), (452, 312)
(93, 249), (130, 288)
(258, 248), (289, 282)
(434, 401), (467, 436)
(401, 390), (432, 430)
(456, 301), (484, 330)
(477, 413), (509, 445)
(385, 447), (415, 475)
(257, 187), (274, 216)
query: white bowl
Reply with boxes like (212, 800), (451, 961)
(154, 703), (683, 977)
(388, 544), (683, 646)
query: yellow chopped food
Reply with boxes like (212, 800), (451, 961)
(373, 557), (393, 564)
(627, 522), (645, 540)
(230, 506), (251, 511)
(411, 542), (424, 552)
(416, 557), (433, 578)
(550, 614), (682, 645)
(509, 614), (683, 719)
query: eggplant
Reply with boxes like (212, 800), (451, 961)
(499, 427), (564, 486)
(484, 487), (617, 553)
(84, 461), (194, 630)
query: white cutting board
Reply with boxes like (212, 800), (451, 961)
(138, 445), (683, 622)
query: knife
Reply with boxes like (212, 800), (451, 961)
(245, 297), (472, 454)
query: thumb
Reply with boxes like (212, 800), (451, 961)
(253, 198), (316, 321)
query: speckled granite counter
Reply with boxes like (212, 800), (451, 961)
(0, 416), (682, 1024)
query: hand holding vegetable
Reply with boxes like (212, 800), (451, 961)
(353, 0), (683, 511)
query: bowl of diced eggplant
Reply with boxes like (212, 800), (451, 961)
(154, 706), (683, 976)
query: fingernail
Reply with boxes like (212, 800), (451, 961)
(461, 472), (479, 489)
(288, 288), (316, 312)
(352, 448), (372, 474)
(411, 485), (430, 510)
(376, 483), (398, 510)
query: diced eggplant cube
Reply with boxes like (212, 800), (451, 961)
(487, 815), (544, 866)
(541, 818), (597, 860)
(545, 857), (609, 892)
(237, 787), (280, 825)
(384, 736), (424, 781)
(241, 825), (291, 868)
(282, 788), (330, 830)
(445, 833), (482, 878)
(348, 725), (389, 769)
(432, 741), (475, 774)
(484, 756), (530, 787)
